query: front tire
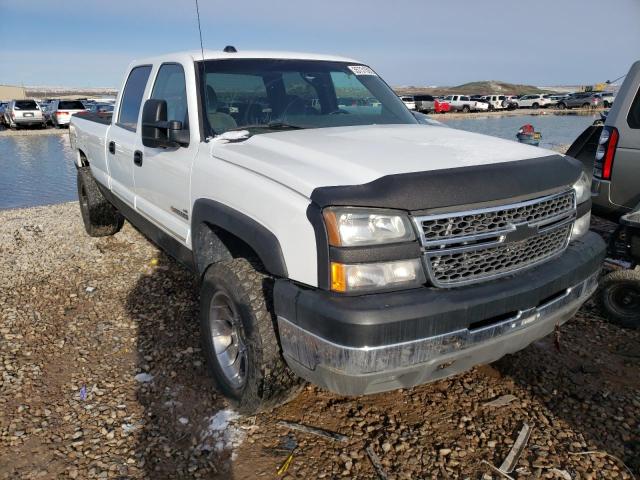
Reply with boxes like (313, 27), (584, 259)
(77, 166), (124, 237)
(557, 102), (566, 110)
(532, 102), (539, 109)
(200, 258), (302, 413)
(601, 269), (640, 329)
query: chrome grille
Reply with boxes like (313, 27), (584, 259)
(414, 191), (576, 287)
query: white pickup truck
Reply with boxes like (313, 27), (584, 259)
(441, 95), (489, 113)
(70, 48), (604, 413)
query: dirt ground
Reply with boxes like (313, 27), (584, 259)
(1, 203), (638, 479)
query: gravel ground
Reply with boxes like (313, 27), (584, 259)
(1, 202), (638, 479)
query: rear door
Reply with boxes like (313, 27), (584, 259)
(107, 65), (152, 206)
(135, 62), (195, 244)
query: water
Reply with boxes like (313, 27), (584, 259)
(0, 134), (77, 209)
(438, 112), (599, 150)
(0, 113), (597, 209)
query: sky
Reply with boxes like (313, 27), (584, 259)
(1, 0), (639, 88)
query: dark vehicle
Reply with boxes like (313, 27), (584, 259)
(0, 102), (7, 126)
(413, 95), (449, 113)
(601, 205), (640, 328)
(85, 103), (114, 114)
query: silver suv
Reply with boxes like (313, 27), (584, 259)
(557, 92), (601, 110)
(3, 99), (46, 129)
(592, 61), (640, 218)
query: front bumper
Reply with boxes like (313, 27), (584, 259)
(275, 232), (604, 395)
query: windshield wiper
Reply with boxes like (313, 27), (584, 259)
(229, 121), (305, 132)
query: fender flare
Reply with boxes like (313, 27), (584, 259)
(191, 198), (288, 278)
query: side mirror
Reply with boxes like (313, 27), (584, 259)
(141, 99), (189, 148)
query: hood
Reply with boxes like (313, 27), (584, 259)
(210, 124), (564, 199)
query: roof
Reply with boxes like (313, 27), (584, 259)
(129, 49), (361, 66)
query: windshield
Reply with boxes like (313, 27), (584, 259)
(15, 100), (38, 110)
(198, 59), (417, 135)
(58, 100), (85, 110)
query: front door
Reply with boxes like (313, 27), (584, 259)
(134, 63), (194, 244)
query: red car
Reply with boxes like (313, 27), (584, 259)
(434, 99), (450, 113)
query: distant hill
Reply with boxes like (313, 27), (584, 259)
(395, 80), (555, 96)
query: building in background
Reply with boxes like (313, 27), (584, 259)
(0, 85), (27, 101)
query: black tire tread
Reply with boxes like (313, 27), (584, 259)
(600, 269), (640, 329)
(77, 166), (124, 237)
(201, 258), (303, 413)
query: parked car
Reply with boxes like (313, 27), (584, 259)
(39, 102), (52, 124)
(3, 99), (46, 129)
(441, 95), (488, 112)
(85, 103), (115, 114)
(515, 94), (553, 109)
(596, 92), (616, 108)
(481, 95), (508, 110)
(70, 49), (603, 413)
(413, 95), (449, 113)
(399, 95), (416, 110)
(592, 62), (640, 219)
(557, 93), (601, 110)
(0, 102), (7, 126)
(49, 99), (87, 127)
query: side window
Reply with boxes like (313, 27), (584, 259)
(151, 63), (189, 129)
(117, 65), (152, 131)
(628, 86), (640, 129)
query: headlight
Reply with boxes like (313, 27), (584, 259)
(330, 259), (425, 293)
(323, 207), (415, 246)
(572, 171), (591, 204)
(571, 212), (590, 241)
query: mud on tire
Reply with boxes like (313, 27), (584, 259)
(77, 166), (124, 237)
(200, 257), (303, 414)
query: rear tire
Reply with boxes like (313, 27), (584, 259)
(557, 102), (566, 110)
(461, 105), (470, 113)
(582, 102), (590, 109)
(601, 269), (640, 329)
(77, 166), (124, 237)
(200, 258), (303, 413)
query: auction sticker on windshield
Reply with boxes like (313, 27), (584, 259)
(348, 65), (377, 76)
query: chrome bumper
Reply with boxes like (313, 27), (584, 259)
(278, 271), (598, 396)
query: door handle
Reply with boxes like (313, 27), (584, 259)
(108, 141), (115, 154)
(133, 150), (143, 167)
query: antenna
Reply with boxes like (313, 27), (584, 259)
(194, 0), (212, 138)
(195, 0), (205, 61)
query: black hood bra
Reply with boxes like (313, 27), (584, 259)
(310, 154), (583, 212)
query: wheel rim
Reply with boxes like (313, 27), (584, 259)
(607, 283), (640, 317)
(209, 291), (247, 389)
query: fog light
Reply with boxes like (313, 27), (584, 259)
(571, 213), (590, 241)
